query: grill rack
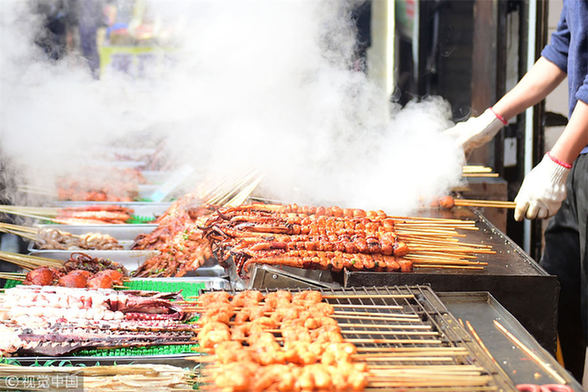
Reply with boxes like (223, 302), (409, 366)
(195, 285), (517, 391)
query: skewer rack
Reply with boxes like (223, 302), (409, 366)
(195, 285), (517, 391)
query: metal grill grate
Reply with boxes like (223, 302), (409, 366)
(197, 285), (517, 391)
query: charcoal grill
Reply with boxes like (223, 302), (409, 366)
(241, 207), (558, 353)
(196, 285), (516, 391)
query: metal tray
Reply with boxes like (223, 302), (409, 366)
(29, 224), (157, 272)
(30, 225), (228, 277)
(30, 241), (136, 251)
(28, 249), (155, 272)
(27, 248), (228, 277)
(246, 264), (342, 290)
(53, 202), (171, 218)
(438, 291), (583, 390)
(33, 224), (156, 242)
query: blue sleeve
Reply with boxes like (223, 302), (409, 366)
(576, 74), (588, 105)
(541, 3), (569, 73)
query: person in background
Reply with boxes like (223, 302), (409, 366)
(34, 0), (75, 61)
(444, 0), (587, 382)
(33, 0), (104, 78)
(77, 0), (104, 78)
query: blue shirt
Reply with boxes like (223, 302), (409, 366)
(541, 0), (588, 154)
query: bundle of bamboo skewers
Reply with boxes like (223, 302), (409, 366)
(0, 222), (37, 242)
(198, 170), (264, 208)
(205, 203), (495, 272)
(392, 216), (493, 270)
(432, 196), (516, 210)
(0, 364), (194, 392)
(0, 251), (65, 283)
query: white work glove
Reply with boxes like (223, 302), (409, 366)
(514, 153), (571, 221)
(444, 108), (506, 154)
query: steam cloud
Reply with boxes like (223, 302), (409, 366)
(0, 0), (463, 214)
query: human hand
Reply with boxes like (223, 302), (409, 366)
(514, 153), (571, 221)
(444, 108), (507, 154)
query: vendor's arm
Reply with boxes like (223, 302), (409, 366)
(550, 99), (588, 163)
(492, 58), (566, 120)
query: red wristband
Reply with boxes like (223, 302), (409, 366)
(546, 151), (572, 169)
(489, 107), (508, 125)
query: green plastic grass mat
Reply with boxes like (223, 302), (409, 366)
(122, 279), (206, 299)
(126, 215), (156, 224)
(74, 344), (198, 357)
(2, 279), (204, 357)
(3, 279), (21, 289)
(3, 279), (206, 299)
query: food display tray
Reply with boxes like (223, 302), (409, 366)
(32, 224), (156, 242)
(27, 247), (227, 277)
(53, 202), (171, 219)
(28, 249), (155, 272)
(0, 277), (227, 363)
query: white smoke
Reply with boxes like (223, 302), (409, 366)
(0, 0), (463, 214)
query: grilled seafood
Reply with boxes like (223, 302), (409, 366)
(0, 285), (193, 356)
(195, 290), (370, 392)
(22, 253), (128, 289)
(133, 195), (214, 277)
(203, 203), (413, 276)
(36, 228), (123, 250)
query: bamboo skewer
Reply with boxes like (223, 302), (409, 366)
(194, 326), (438, 337)
(185, 293), (415, 300)
(465, 320), (498, 366)
(368, 364), (486, 372)
(0, 222), (36, 233)
(0, 273), (25, 281)
(354, 349), (467, 357)
(204, 171), (263, 207)
(414, 264), (486, 270)
(332, 314), (420, 322)
(462, 165), (494, 173)
(453, 199), (516, 209)
(322, 294), (413, 299)
(365, 387), (498, 392)
(324, 323), (430, 329)
(176, 301), (405, 310)
(405, 253), (478, 260)
(182, 309), (421, 320)
(368, 376), (493, 387)
(190, 355), (455, 363)
(493, 320), (567, 384)
(462, 173), (499, 178)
